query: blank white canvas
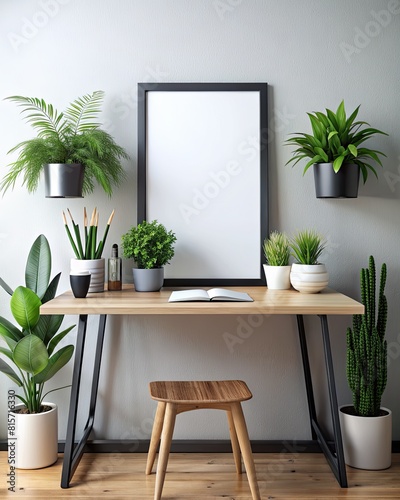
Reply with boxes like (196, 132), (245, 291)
(146, 91), (261, 279)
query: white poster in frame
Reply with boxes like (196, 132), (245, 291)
(137, 82), (268, 286)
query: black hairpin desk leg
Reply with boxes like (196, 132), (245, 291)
(61, 314), (107, 488)
(297, 314), (348, 488)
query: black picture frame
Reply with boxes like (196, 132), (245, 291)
(138, 82), (268, 286)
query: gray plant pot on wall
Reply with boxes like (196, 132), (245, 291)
(313, 163), (360, 198)
(133, 268), (164, 292)
(44, 163), (84, 198)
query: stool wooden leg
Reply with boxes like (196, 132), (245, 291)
(231, 402), (260, 500)
(226, 410), (242, 474)
(146, 402), (166, 475)
(154, 402), (177, 500)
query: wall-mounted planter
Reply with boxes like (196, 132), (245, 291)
(44, 163), (84, 198)
(313, 163), (359, 198)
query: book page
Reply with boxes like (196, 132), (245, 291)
(208, 288), (253, 302)
(168, 290), (210, 302)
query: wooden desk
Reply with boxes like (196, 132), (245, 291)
(41, 286), (363, 489)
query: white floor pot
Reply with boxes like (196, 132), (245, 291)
(290, 263), (329, 293)
(263, 264), (291, 289)
(70, 258), (105, 293)
(133, 267), (164, 292)
(339, 405), (392, 470)
(8, 402), (58, 469)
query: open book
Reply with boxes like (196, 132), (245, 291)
(168, 288), (253, 302)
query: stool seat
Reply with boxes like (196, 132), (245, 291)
(149, 380), (252, 404)
(146, 379), (260, 500)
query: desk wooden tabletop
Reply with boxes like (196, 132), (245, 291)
(40, 286), (363, 316)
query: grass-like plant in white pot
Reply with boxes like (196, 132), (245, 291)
(262, 231), (291, 289)
(1, 91), (129, 197)
(121, 220), (177, 292)
(0, 235), (75, 469)
(63, 207), (115, 293)
(285, 100), (388, 198)
(340, 256), (391, 470)
(289, 229), (328, 293)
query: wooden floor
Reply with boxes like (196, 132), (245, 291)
(2, 452), (400, 499)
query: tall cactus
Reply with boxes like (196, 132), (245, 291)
(346, 256), (388, 417)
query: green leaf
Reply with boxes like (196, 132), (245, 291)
(348, 144), (358, 157)
(336, 100), (346, 130)
(25, 235), (51, 299)
(41, 273), (61, 304)
(326, 108), (339, 131)
(315, 147), (329, 162)
(0, 316), (23, 346)
(0, 359), (22, 386)
(64, 90), (104, 135)
(345, 105), (360, 129)
(303, 155), (322, 174)
(333, 155), (345, 172)
(307, 113), (325, 140)
(34, 345), (74, 384)
(10, 286), (41, 331)
(47, 325), (75, 355)
(0, 277), (13, 296)
(4, 96), (67, 138)
(33, 314), (63, 344)
(328, 131), (338, 141)
(13, 335), (48, 375)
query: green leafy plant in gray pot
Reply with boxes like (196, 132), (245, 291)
(289, 229), (328, 293)
(0, 235), (75, 468)
(262, 231), (291, 289)
(121, 220), (177, 292)
(285, 100), (388, 198)
(340, 256), (391, 470)
(1, 91), (129, 197)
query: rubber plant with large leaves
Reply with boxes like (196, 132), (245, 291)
(0, 235), (75, 413)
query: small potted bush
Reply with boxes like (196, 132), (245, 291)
(262, 231), (291, 289)
(289, 229), (328, 293)
(121, 220), (177, 291)
(340, 256), (391, 470)
(1, 91), (129, 197)
(285, 100), (388, 198)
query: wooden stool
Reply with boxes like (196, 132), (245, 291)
(146, 380), (260, 500)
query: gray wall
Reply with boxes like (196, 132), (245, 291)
(1, 0), (399, 444)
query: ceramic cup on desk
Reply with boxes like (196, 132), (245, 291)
(70, 271), (91, 298)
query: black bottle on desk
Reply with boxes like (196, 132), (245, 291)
(108, 243), (122, 291)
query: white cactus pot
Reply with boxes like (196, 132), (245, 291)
(8, 402), (58, 469)
(339, 405), (392, 470)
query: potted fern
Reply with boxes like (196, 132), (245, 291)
(1, 91), (129, 197)
(0, 235), (75, 469)
(340, 256), (391, 470)
(121, 220), (177, 291)
(289, 229), (329, 293)
(285, 100), (388, 198)
(262, 231), (291, 289)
